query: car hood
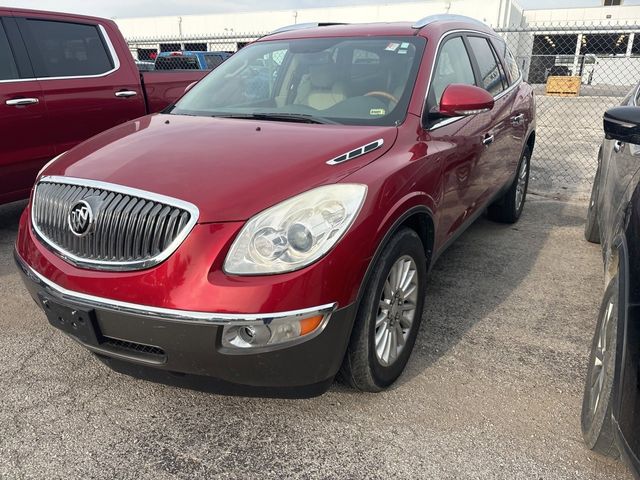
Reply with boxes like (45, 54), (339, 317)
(46, 114), (398, 222)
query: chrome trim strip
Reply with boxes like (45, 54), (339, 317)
(326, 139), (384, 165)
(32, 175), (200, 271)
(606, 117), (636, 129)
(423, 29), (523, 131)
(14, 249), (337, 326)
(0, 24), (120, 84)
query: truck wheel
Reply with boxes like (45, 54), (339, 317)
(487, 146), (531, 224)
(585, 168), (601, 244)
(340, 228), (427, 392)
(581, 276), (619, 458)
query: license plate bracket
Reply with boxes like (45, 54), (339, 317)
(38, 295), (101, 346)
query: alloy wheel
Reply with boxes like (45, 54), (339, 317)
(589, 299), (614, 414)
(375, 255), (419, 367)
(515, 155), (529, 211)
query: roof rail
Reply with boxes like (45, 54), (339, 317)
(412, 14), (487, 29)
(269, 22), (348, 35)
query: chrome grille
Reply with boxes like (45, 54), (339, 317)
(32, 177), (199, 271)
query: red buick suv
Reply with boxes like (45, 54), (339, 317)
(15, 15), (536, 396)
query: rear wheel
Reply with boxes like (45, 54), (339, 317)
(487, 146), (530, 224)
(581, 276), (619, 458)
(340, 228), (427, 392)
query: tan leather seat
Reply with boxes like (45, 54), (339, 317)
(294, 64), (347, 110)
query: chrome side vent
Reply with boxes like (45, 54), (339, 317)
(326, 139), (384, 165)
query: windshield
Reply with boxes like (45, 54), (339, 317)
(169, 36), (426, 126)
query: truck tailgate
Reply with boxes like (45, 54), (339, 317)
(141, 71), (208, 113)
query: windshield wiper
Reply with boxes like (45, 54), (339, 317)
(212, 112), (338, 125)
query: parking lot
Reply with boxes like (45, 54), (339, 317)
(0, 195), (632, 480)
(531, 94), (622, 196)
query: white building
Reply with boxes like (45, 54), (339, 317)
(115, 1), (524, 40)
(116, 0), (640, 87)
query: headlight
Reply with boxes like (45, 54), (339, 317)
(224, 184), (367, 275)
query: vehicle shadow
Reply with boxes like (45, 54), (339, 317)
(0, 200), (27, 278)
(335, 196), (590, 392)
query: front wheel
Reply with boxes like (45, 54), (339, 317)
(581, 276), (619, 458)
(487, 146), (531, 224)
(340, 228), (427, 392)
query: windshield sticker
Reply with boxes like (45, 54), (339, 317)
(400, 42), (410, 49)
(370, 108), (386, 116)
(385, 43), (400, 52)
(397, 49), (408, 55)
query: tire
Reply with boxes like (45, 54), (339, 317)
(581, 276), (619, 458)
(487, 146), (531, 224)
(585, 167), (601, 244)
(340, 228), (427, 392)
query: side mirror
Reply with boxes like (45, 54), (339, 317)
(184, 81), (197, 94)
(604, 106), (640, 145)
(439, 84), (495, 117)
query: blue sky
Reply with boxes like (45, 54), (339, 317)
(6, 0), (640, 18)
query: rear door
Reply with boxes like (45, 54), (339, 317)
(466, 35), (515, 194)
(0, 16), (52, 203)
(16, 14), (146, 155)
(492, 36), (528, 168)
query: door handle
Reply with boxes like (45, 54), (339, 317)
(115, 90), (138, 98)
(510, 113), (525, 126)
(482, 134), (495, 146)
(6, 98), (39, 106)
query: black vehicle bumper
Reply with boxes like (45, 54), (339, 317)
(15, 250), (357, 397)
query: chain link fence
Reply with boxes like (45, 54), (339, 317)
(126, 21), (640, 195)
(497, 22), (640, 195)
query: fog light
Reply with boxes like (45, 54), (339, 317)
(221, 313), (328, 351)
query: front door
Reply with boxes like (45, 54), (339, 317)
(0, 17), (52, 203)
(425, 34), (490, 248)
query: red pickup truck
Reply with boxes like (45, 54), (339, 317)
(0, 8), (207, 204)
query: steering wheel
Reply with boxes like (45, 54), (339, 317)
(364, 91), (399, 104)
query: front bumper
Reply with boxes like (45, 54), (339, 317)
(15, 250), (356, 395)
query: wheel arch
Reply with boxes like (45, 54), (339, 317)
(525, 130), (536, 155)
(354, 205), (435, 308)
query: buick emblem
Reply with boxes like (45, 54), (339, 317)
(68, 200), (94, 237)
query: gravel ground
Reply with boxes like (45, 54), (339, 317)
(0, 196), (632, 479)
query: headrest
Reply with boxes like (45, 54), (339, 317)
(309, 64), (337, 89)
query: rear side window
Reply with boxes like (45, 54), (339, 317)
(492, 38), (521, 85)
(204, 54), (225, 70)
(431, 36), (476, 107)
(467, 36), (507, 96)
(0, 22), (19, 80)
(503, 48), (521, 85)
(23, 19), (114, 77)
(155, 56), (200, 70)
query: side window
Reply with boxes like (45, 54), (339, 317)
(493, 38), (521, 85)
(23, 19), (114, 78)
(0, 22), (19, 80)
(353, 49), (380, 65)
(431, 36), (476, 107)
(467, 36), (507, 96)
(205, 55), (225, 70)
